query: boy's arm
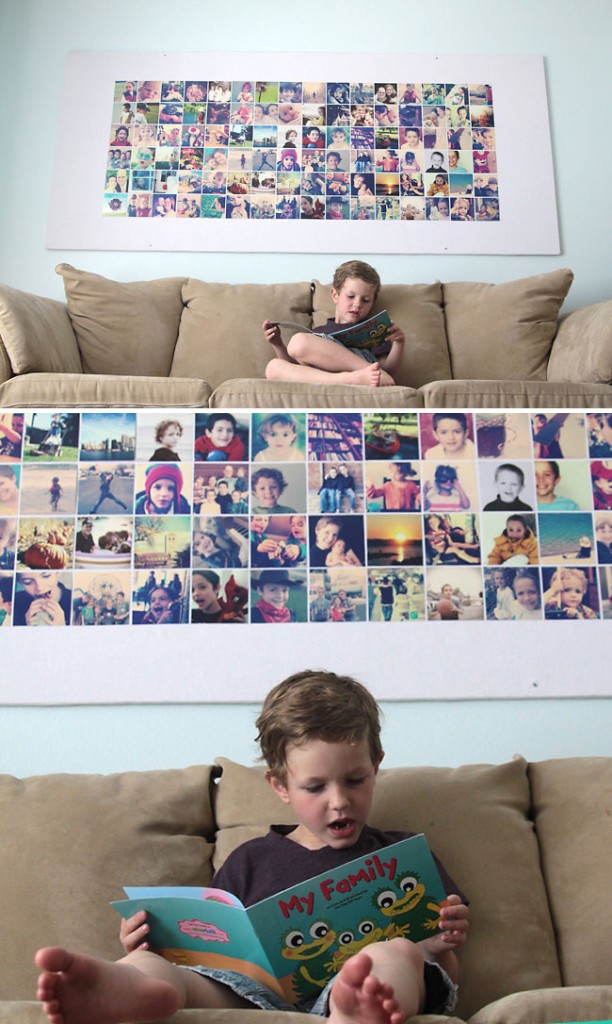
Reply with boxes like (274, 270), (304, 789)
(379, 322), (405, 376)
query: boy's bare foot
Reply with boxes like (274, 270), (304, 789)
(35, 947), (180, 1024)
(328, 952), (406, 1024)
(336, 363), (384, 387)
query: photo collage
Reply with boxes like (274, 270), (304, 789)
(1, 409), (611, 627)
(104, 79), (499, 222)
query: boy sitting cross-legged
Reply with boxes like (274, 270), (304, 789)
(36, 669), (469, 1024)
(263, 260), (406, 387)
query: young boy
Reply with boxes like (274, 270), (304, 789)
(535, 460), (579, 511)
(263, 260), (406, 387)
(36, 670), (468, 1024)
(253, 413), (302, 462)
(194, 414), (245, 462)
(483, 464), (532, 512)
(424, 414), (475, 461)
(590, 460), (612, 510)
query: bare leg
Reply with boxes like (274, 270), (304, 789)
(266, 357), (387, 387)
(288, 333), (394, 385)
(328, 940), (425, 1024)
(35, 947), (251, 1024)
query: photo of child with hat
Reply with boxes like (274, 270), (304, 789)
(250, 568), (306, 622)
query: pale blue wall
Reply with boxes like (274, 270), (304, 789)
(0, 0), (610, 777)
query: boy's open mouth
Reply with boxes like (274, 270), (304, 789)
(328, 818), (356, 837)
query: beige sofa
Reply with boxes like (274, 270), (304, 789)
(0, 264), (610, 410)
(1, 755), (610, 1024)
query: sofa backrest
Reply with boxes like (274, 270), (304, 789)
(213, 756), (561, 1020)
(0, 766), (216, 1000)
(170, 279), (313, 390)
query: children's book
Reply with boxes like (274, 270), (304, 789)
(276, 309), (393, 357)
(112, 833), (446, 1005)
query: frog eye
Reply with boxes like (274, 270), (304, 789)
(377, 889), (396, 909)
(285, 930), (305, 949)
(338, 930), (354, 945)
(399, 876), (418, 893)
(310, 921), (330, 940)
(359, 920), (376, 935)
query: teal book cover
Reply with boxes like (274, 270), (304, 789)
(112, 833), (446, 1004)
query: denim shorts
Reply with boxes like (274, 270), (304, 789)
(327, 335), (379, 364)
(184, 959), (458, 1016)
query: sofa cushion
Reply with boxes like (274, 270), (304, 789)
(419, 378), (612, 408)
(210, 378), (422, 409)
(56, 264), (186, 376)
(442, 269), (574, 381)
(0, 766), (216, 1000)
(468, 986), (612, 1024)
(213, 757), (560, 1020)
(0, 373), (211, 408)
(547, 298), (612, 384)
(0, 283), (82, 375)
(528, 757), (612, 988)
(312, 279), (451, 390)
(172, 280), (313, 390)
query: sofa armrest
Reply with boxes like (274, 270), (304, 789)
(547, 299), (612, 385)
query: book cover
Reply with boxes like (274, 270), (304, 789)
(277, 309), (393, 357)
(112, 833), (446, 1005)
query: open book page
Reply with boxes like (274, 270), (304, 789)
(113, 833), (445, 1005)
(276, 310), (393, 356)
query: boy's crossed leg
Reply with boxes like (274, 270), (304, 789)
(266, 331), (394, 387)
(328, 940), (425, 1024)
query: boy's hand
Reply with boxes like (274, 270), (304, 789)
(421, 895), (469, 957)
(386, 321), (405, 347)
(262, 319), (281, 344)
(120, 909), (149, 953)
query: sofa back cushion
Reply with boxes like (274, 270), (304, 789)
(311, 279), (451, 389)
(529, 757), (612, 987)
(213, 756), (560, 1019)
(443, 269), (574, 381)
(56, 264), (186, 376)
(0, 766), (216, 1000)
(0, 283), (82, 375)
(171, 280), (313, 390)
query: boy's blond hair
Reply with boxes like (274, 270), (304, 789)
(332, 260), (381, 298)
(256, 669), (383, 781)
(556, 568), (588, 594)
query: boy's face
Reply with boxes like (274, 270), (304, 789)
(596, 519), (612, 544)
(535, 463), (559, 501)
(594, 474), (612, 496)
(264, 422), (296, 448)
(259, 583), (289, 608)
(506, 519), (527, 542)
(207, 419), (234, 448)
(150, 589), (171, 616)
(192, 574), (219, 610)
(268, 735), (380, 850)
(514, 576), (539, 611)
(495, 469), (522, 502)
(150, 478), (176, 511)
(290, 515), (307, 540)
(561, 580), (584, 609)
(161, 424), (182, 448)
(432, 417), (467, 454)
(331, 276), (376, 324)
(253, 475), (280, 508)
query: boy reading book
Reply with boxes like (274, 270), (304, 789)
(263, 260), (406, 387)
(36, 669), (468, 1024)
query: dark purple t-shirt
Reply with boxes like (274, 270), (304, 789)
(212, 824), (465, 907)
